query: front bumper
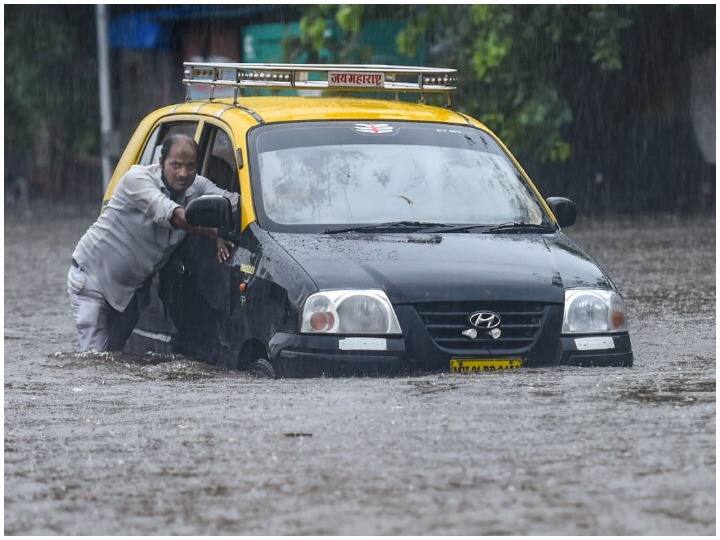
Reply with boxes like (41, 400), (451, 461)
(269, 333), (406, 377)
(557, 333), (633, 367)
(267, 304), (633, 376)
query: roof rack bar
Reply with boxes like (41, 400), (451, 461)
(186, 62), (456, 73)
(182, 62), (457, 100)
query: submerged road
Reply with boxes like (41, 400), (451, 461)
(4, 205), (715, 534)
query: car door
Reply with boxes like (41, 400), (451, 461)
(122, 118), (200, 355)
(162, 121), (243, 366)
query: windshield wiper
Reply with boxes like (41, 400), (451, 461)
(322, 221), (447, 234)
(323, 221), (556, 234)
(423, 222), (557, 234)
(482, 222), (557, 234)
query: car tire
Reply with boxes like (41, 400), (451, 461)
(247, 358), (276, 379)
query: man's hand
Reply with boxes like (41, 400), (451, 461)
(170, 206), (190, 230)
(217, 238), (234, 263)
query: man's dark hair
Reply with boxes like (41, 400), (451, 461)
(159, 134), (198, 163)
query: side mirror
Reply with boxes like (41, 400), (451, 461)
(186, 195), (235, 238)
(546, 197), (577, 228)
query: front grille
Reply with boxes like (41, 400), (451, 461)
(413, 301), (550, 353)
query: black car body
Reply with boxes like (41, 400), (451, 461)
(119, 64), (632, 376)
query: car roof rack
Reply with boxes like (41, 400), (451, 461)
(182, 62), (458, 106)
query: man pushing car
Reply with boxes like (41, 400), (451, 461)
(67, 134), (238, 352)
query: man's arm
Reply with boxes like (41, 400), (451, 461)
(171, 206), (233, 262)
(121, 167), (180, 228)
(170, 207), (218, 239)
(193, 176), (240, 212)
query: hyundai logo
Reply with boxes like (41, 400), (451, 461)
(468, 311), (501, 329)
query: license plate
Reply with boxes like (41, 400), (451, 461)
(450, 358), (523, 373)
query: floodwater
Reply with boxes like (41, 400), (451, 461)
(4, 205), (715, 534)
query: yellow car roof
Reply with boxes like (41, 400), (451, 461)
(170, 96), (479, 126)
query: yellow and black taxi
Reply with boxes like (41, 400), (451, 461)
(111, 63), (633, 377)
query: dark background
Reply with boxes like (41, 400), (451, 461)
(4, 5), (715, 214)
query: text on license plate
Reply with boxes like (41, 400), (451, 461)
(450, 358), (523, 373)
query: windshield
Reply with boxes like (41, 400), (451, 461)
(248, 121), (547, 232)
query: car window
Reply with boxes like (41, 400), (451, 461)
(139, 121), (198, 166)
(199, 125), (238, 193)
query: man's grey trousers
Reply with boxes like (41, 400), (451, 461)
(67, 265), (139, 352)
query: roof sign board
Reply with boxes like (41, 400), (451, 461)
(328, 72), (385, 88)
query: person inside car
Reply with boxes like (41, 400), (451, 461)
(67, 134), (238, 352)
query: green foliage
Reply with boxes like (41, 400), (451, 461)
(336, 4), (363, 35)
(581, 6), (634, 70)
(287, 5), (418, 65)
(286, 5), (348, 63)
(395, 5), (641, 164)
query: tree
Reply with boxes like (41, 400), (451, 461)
(5, 6), (99, 197)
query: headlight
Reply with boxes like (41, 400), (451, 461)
(562, 289), (627, 334)
(301, 290), (402, 334)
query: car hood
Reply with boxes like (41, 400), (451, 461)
(268, 231), (613, 304)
